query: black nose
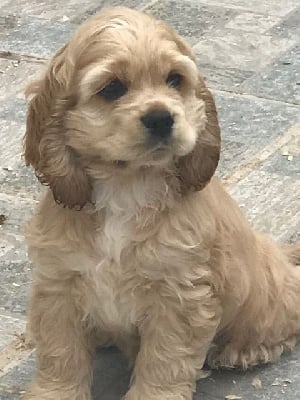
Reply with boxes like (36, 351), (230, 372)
(141, 110), (174, 138)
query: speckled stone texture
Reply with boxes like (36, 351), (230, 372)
(1, 348), (300, 400)
(0, 0), (299, 399)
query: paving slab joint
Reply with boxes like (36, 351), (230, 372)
(0, 338), (34, 379)
(224, 122), (300, 188)
(0, 50), (47, 65)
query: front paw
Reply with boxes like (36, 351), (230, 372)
(22, 382), (91, 400)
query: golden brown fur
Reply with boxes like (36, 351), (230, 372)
(23, 7), (300, 400)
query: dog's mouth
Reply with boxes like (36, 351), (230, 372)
(115, 133), (197, 169)
(142, 136), (177, 162)
(114, 140), (188, 170)
(147, 138), (171, 154)
(115, 149), (172, 169)
(110, 127), (196, 169)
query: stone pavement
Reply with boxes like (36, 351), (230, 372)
(0, 0), (299, 399)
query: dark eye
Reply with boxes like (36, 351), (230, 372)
(166, 73), (183, 89)
(97, 79), (127, 101)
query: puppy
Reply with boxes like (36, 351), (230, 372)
(23, 7), (300, 400)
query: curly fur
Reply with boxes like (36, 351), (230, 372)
(22, 7), (300, 400)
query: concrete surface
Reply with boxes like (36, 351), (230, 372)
(0, 0), (299, 399)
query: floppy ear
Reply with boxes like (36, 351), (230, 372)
(166, 28), (221, 193)
(176, 74), (221, 193)
(24, 45), (91, 209)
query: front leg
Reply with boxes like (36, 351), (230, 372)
(23, 284), (96, 400)
(125, 287), (221, 400)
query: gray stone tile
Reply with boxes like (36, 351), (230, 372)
(0, 0), (92, 20)
(0, 99), (27, 122)
(270, 6), (300, 40)
(0, 0), (151, 22)
(229, 170), (300, 242)
(0, 192), (36, 264)
(0, 353), (35, 399)
(241, 45), (300, 105)
(0, 192), (36, 234)
(261, 132), (300, 178)
(225, 12), (281, 34)
(0, 120), (25, 168)
(0, 60), (42, 100)
(0, 162), (41, 198)
(198, 63), (253, 91)
(201, 347), (300, 399)
(0, 16), (75, 58)
(0, 62), (41, 141)
(0, 61), (43, 196)
(0, 259), (31, 317)
(195, 0), (300, 17)
(0, 14), (21, 34)
(0, 118), (41, 199)
(216, 139), (249, 179)
(71, 0), (153, 25)
(1, 347), (300, 400)
(146, 0), (237, 45)
(0, 194), (35, 317)
(0, 1), (155, 62)
(194, 28), (295, 72)
(219, 135), (300, 182)
(214, 91), (300, 178)
(0, 315), (26, 351)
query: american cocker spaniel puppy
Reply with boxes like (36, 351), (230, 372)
(23, 7), (300, 400)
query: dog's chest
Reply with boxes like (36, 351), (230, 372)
(94, 174), (171, 262)
(94, 222), (134, 329)
(87, 257), (133, 331)
(88, 175), (170, 330)
(98, 208), (133, 264)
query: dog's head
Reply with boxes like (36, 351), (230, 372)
(24, 7), (220, 208)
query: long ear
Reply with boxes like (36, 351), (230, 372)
(165, 27), (221, 193)
(24, 45), (91, 209)
(177, 74), (221, 193)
